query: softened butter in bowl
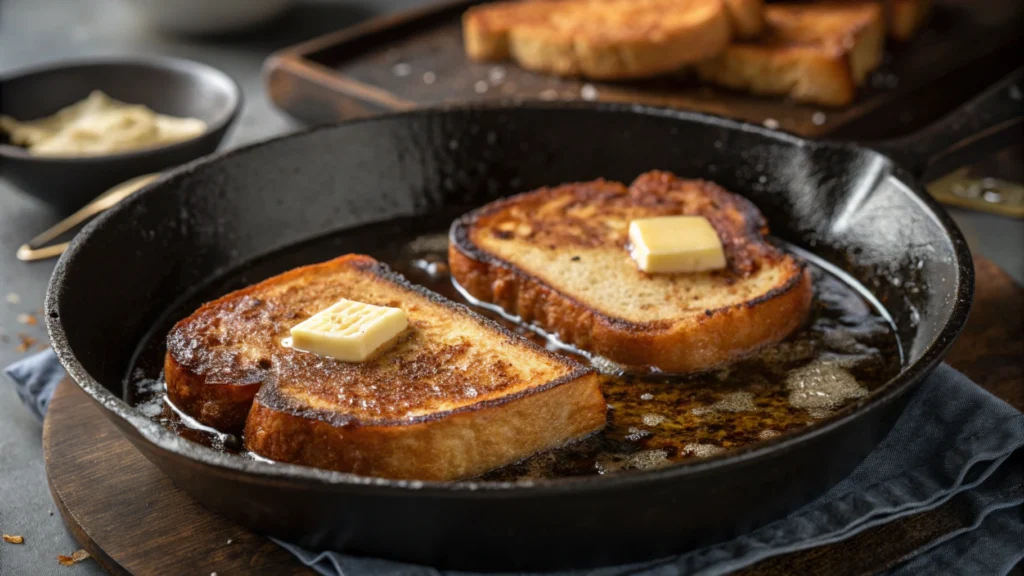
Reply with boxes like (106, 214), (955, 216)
(0, 90), (207, 157)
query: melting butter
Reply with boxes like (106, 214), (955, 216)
(0, 90), (206, 156)
(290, 298), (408, 362)
(627, 216), (727, 273)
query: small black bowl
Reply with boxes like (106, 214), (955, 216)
(0, 56), (242, 212)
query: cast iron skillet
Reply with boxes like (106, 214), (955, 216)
(46, 70), (1021, 571)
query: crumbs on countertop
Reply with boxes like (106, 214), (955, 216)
(6, 293), (20, 304)
(57, 549), (90, 566)
(3, 534), (25, 544)
(15, 334), (37, 353)
(17, 313), (37, 326)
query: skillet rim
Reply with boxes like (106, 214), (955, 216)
(45, 100), (975, 495)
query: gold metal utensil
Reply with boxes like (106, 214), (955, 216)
(928, 168), (1024, 219)
(16, 173), (161, 262)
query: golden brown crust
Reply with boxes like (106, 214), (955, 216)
(166, 254), (606, 477)
(449, 171), (814, 373)
(724, 0), (766, 39)
(464, 0), (733, 80)
(450, 241), (811, 373)
(696, 1), (885, 106)
(459, 171), (776, 277)
(463, 2), (557, 61)
(164, 351), (263, 434)
(245, 372), (606, 481)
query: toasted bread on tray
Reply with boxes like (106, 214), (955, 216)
(724, 0), (766, 39)
(463, 0), (734, 79)
(449, 171), (812, 374)
(166, 255), (606, 480)
(696, 1), (884, 106)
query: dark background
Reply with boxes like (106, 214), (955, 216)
(0, 1), (1020, 574)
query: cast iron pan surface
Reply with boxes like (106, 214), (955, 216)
(46, 71), (1021, 570)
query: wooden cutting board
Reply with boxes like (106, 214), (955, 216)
(264, 0), (1024, 139)
(44, 257), (1022, 575)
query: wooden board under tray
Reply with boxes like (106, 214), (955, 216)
(264, 0), (1024, 139)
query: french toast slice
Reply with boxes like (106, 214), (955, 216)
(695, 1), (884, 106)
(449, 171), (812, 374)
(166, 255), (606, 480)
(463, 0), (733, 80)
(723, 0), (766, 39)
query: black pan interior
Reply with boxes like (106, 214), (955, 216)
(46, 103), (970, 569)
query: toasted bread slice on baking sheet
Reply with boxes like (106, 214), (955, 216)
(695, 1), (885, 106)
(463, 0), (734, 79)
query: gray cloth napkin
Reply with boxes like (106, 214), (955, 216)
(7, 350), (1023, 575)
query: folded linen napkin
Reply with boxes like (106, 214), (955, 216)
(7, 349), (1023, 575)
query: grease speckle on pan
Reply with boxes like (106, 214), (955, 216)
(691, 391), (756, 416)
(125, 211), (902, 482)
(641, 413), (667, 427)
(596, 449), (669, 474)
(682, 443), (726, 458)
(786, 361), (868, 419)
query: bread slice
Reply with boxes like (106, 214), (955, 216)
(449, 171), (812, 374)
(165, 255), (606, 480)
(886, 0), (931, 41)
(696, 1), (885, 106)
(463, 0), (733, 80)
(724, 0), (766, 39)
(463, 0), (764, 47)
(463, 1), (556, 61)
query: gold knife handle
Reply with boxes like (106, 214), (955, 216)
(15, 173), (161, 262)
(929, 168), (1024, 219)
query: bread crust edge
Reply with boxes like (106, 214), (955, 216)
(449, 217), (813, 374)
(165, 351), (262, 434)
(244, 371), (607, 481)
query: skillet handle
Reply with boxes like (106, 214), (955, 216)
(871, 68), (1024, 182)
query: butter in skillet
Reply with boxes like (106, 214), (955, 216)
(628, 216), (727, 274)
(289, 299), (409, 362)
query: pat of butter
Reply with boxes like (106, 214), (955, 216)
(290, 299), (408, 362)
(628, 216), (727, 273)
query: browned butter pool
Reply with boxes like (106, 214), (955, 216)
(127, 209), (903, 481)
